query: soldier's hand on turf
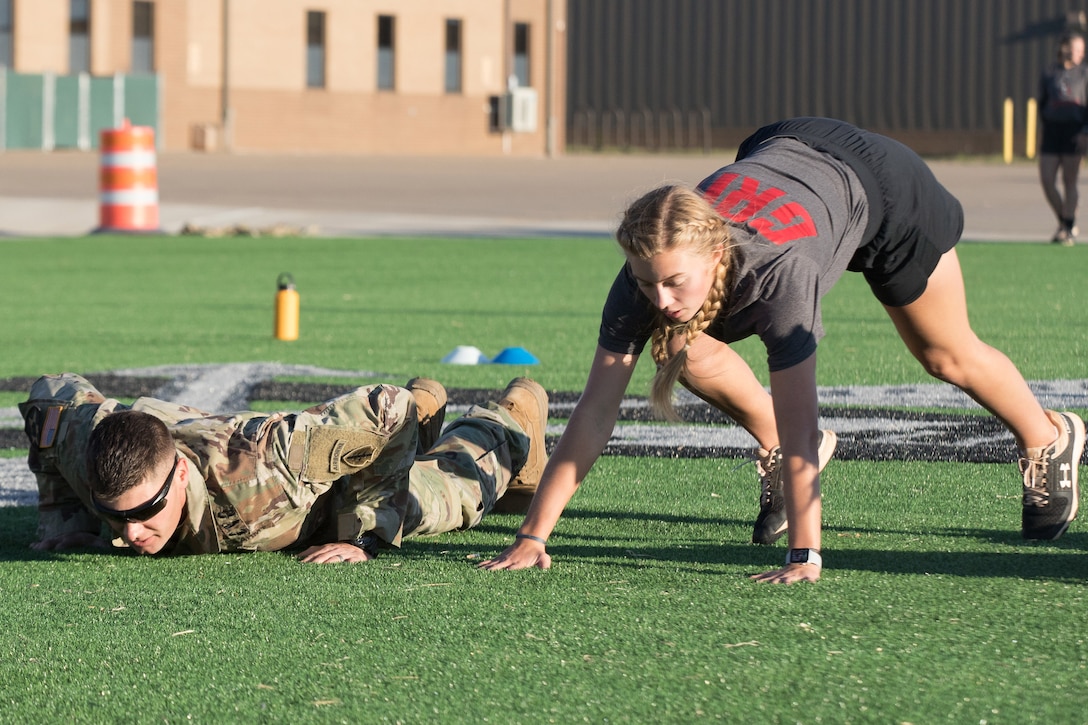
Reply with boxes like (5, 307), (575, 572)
(298, 542), (373, 564)
(478, 540), (552, 571)
(30, 532), (109, 551)
(749, 563), (821, 584)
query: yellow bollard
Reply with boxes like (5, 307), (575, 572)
(274, 273), (300, 341)
(1025, 98), (1037, 160)
(1003, 98), (1014, 164)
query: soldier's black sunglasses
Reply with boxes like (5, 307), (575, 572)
(91, 454), (178, 523)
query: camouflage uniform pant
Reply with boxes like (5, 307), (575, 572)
(293, 387), (530, 545)
(403, 404), (529, 537)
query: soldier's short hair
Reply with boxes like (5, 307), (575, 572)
(87, 410), (175, 498)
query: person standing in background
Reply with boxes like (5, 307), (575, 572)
(1038, 32), (1088, 246)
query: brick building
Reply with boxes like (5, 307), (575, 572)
(0, 0), (566, 155)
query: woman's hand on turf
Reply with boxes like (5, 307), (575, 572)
(478, 540), (552, 571)
(749, 563), (821, 584)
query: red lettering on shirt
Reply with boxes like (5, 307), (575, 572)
(704, 173), (783, 222)
(750, 202), (818, 243)
(700, 172), (817, 245)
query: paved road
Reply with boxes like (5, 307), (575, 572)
(0, 150), (1064, 242)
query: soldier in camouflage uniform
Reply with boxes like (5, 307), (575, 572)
(19, 372), (548, 563)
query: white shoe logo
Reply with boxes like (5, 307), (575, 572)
(1059, 462), (1073, 489)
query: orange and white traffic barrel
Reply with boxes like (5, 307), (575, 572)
(97, 119), (160, 233)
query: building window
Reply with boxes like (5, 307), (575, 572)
(513, 22), (530, 87)
(0, 0), (13, 68)
(306, 10), (326, 88)
(444, 19), (462, 93)
(70, 0), (90, 74)
(132, 1), (154, 74)
(377, 15), (395, 90)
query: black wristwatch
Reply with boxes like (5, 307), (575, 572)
(787, 548), (822, 568)
(352, 531), (381, 558)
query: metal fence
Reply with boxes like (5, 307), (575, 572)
(0, 70), (160, 151)
(566, 0), (1084, 155)
(571, 107), (713, 153)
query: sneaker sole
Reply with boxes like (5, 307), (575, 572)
(817, 429), (838, 470)
(1025, 412), (1085, 540)
(1058, 412), (1084, 534)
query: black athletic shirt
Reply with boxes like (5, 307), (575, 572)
(599, 117), (964, 371)
(599, 139), (870, 371)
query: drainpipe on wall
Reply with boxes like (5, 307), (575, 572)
(502, 0), (511, 154)
(220, 0), (232, 151)
(544, 0), (554, 157)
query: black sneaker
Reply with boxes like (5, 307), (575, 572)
(1052, 223), (1077, 246)
(751, 429), (838, 545)
(1021, 411), (1084, 540)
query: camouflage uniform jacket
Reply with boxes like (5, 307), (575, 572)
(20, 373), (418, 554)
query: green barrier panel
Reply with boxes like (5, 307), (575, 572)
(123, 74), (158, 132)
(6, 72), (44, 149)
(53, 74), (81, 149)
(2, 73), (158, 151)
(87, 76), (115, 150)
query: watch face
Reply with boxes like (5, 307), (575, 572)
(789, 549), (809, 564)
(355, 532), (380, 556)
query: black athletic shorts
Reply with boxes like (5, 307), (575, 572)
(1040, 119), (1084, 155)
(737, 117), (963, 307)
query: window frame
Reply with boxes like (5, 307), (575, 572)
(69, 0), (91, 75)
(444, 18), (462, 94)
(377, 14), (395, 91)
(305, 9), (326, 89)
(131, 1), (155, 74)
(513, 21), (530, 87)
(0, 0), (13, 69)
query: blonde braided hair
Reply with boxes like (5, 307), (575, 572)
(617, 185), (733, 421)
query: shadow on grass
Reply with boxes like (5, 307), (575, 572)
(0, 506), (37, 560)
(435, 510), (1088, 582)
(4, 506), (1085, 582)
(394, 536), (1088, 583)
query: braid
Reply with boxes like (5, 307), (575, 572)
(649, 325), (673, 367)
(684, 259), (728, 341)
(679, 216), (723, 237)
(616, 184), (734, 421)
(649, 259), (729, 421)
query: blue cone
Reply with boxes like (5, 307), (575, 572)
(491, 346), (540, 365)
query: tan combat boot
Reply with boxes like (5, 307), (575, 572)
(492, 377), (549, 514)
(406, 378), (447, 454)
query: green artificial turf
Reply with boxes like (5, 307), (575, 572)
(2, 458), (1086, 723)
(1, 236), (1084, 392)
(0, 236), (1086, 722)
(0, 235), (628, 391)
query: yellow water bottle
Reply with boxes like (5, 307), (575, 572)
(274, 273), (299, 341)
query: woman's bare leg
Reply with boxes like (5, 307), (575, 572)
(882, 249), (1055, 450)
(679, 332), (778, 449)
